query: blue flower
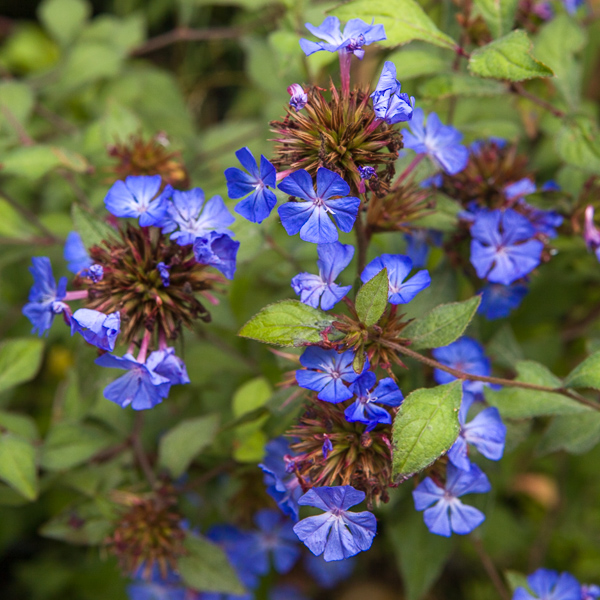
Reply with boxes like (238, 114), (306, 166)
(193, 232), (240, 280)
(278, 168), (360, 244)
(127, 565), (185, 600)
(64, 231), (93, 274)
(404, 230), (443, 268)
(322, 436), (333, 459)
(562, 0), (584, 13)
(259, 438), (303, 522)
(358, 166), (376, 180)
(447, 394), (506, 471)
(147, 347), (190, 397)
(161, 189), (234, 246)
(287, 84), (308, 112)
(293, 486), (377, 561)
(470, 209), (543, 285)
(104, 175), (171, 227)
(299, 17), (386, 59)
(225, 147), (277, 224)
(304, 553), (356, 588)
(296, 347), (367, 403)
(412, 463), (491, 537)
(95, 352), (171, 410)
(370, 61), (414, 124)
(361, 254), (431, 305)
(432, 337), (493, 399)
(403, 108), (469, 175)
(344, 371), (403, 431)
(513, 568), (581, 600)
(478, 282), (528, 320)
(157, 262), (170, 287)
(22, 257), (68, 336)
(541, 180), (560, 192)
(582, 585), (600, 600)
(504, 178), (537, 200)
(70, 308), (120, 352)
(291, 242), (354, 310)
(87, 264), (104, 282)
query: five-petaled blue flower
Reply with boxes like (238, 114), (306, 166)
(293, 486), (377, 561)
(70, 308), (120, 352)
(447, 394), (506, 471)
(259, 437), (303, 522)
(64, 231), (93, 274)
(22, 257), (68, 336)
(470, 209), (543, 285)
(161, 188), (234, 246)
(299, 17), (386, 59)
(478, 282), (528, 320)
(403, 108), (469, 175)
(193, 232), (240, 280)
(370, 61), (414, 124)
(104, 175), (171, 227)
(513, 568), (581, 600)
(225, 147), (277, 224)
(344, 371), (403, 431)
(296, 347), (367, 403)
(412, 462), (491, 537)
(291, 242), (354, 310)
(278, 168), (360, 244)
(150, 347), (190, 397)
(361, 254), (431, 305)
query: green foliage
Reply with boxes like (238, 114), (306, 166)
(71, 204), (117, 249)
(564, 350), (600, 390)
(238, 300), (335, 346)
(473, 0), (518, 38)
(0, 433), (38, 500)
(0, 339), (44, 394)
(355, 268), (389, 326)
(38, 0), (92, 46)
(419, 73), (506, 99)
(402, 296), (480, 350)
(556, 117), (600, 175)
(468, 30), (554, 81)
(392, 381), (462, 479)
(538, 412), (600, 454)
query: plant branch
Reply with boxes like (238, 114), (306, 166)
(470, 536), (511, 600)
(380, 339), (600, 411)
(509, 83), (566, 119)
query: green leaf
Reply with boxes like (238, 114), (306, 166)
(468, 30), (554, 81)
(356, 268), (388, 327)
(392, 381), (462, 479)
(332, 0), (457, 50)
(38, 0), (91, 46)
(60, 42), (123, 90)
(402, 296), (480, 350)
(178, 533), (245, 595)
(1, 145), (90, 179)
(0, 411), (39, 441)
(537, 412), (600, 455)
(419, 73), (506, 100)
(157, 414), (220, 479)
(232, 377), (272, 417)
(556, 117), (600, 175)
(564, 351), (600, 390)
(389, 515), (453, 600)
(0, 338), (44, 394)
(0, 433), (38, 500)
(71, 204), (117, 249)
(238, 300), (334, 347)
(41, 423), (117, 471)
(473, 0), (518, 38)
(0, 81), (35, 139)
(484, 361), (588, 418)
(386, 46), (450, 80)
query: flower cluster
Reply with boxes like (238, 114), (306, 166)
(513, 568), (598, 600)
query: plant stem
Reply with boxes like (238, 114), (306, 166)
(470, 536), (511, 600)
(339, 51), (352, 97)
(394, 154), (425, 188)
(132, 412), (157, 488)
(509, 83), (566, 118)
(380, 339), (600, 411)
(354, 208), (370, 276)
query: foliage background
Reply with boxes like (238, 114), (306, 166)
(1, 0), (600, 598)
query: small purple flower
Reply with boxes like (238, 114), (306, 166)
(478, 282), (528, 320)
(403, 108), (468, 175)
(22, 257), (68, 336)
(404, 230), (443, 268)
(104, 175), (171, 227)
(447, 394), (506, 471)
(470, 209), (543, 285)
(161, 188), (234, 246)
(358, 166), (376, 180)
(344, 371), (403, 431)
(87, 264), (104, 283)
(293, 486), (377, 561)
(299, 17), (386, 59)
(412, 463), (491, 537)
(304, 553), (356, 588)
(278, 168), (360, 244)
(291, 242), (354, 310)
(64, 231), (93, 274)
(584, 206), (600, 261)
(157, 262), (170, 287)
(322, 436), (333, 459)
(513, 568), (581, 600)
(361, 254), (431, 305)
(95, 352), (171, 410)
(193, 232), (240, 280)
(259, 437), (303, 522)
(70, 308), (120, 352)
(225, 147), (277, 224)
(296, 347), (367, 403)
(288, 84), (308, 111)
(370, 61), (414, 124)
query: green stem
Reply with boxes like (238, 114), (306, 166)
(470, 536), (511, 600)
